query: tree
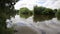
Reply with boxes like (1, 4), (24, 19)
(55, 9), (60, 20)
(19, 7), (29, 14)
(19, 7), (33, 15)
(53, 9), (57, 13)
(19, 7), (33, 18)
(42, 8), (54, 15)
(0, 0), (19, 34)
(34, 6), (46, 15)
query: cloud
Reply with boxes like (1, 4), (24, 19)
(14, 0), (60, 10)
(14, 0), (37, 10)
(43, 0), (60, 9)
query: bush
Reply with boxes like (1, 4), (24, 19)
(19, 7), (33, 15)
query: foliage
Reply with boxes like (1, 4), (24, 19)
(19, 7), (33, 18)
(55, 9), (60, 20)
(19, 7), (33, 15)
(42, 8), (54, 15)
(53, 9), (57, 13)
(34, 6), (46, 15)
(34, 6), (56, 16)
(0, 0), (19, 34)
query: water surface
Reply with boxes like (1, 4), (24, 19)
(7, 14), (60, 34)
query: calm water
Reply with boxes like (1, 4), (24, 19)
(6, 14), (60, 34)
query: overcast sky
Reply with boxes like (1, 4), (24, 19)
(14, 0), (60, 10)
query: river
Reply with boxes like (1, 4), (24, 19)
(6, 14), (60, 34)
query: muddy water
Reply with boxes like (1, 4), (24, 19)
(7, 15), (60, 34)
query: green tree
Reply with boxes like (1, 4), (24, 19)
(55, 9), (60, 20)
(19, 7), (32, 14)
(34, 6), (46, 15)
(53, 9), (57, 14)
(19, 7), (33, 15)
(19, 7), (33, 18)
(0, 0), (19, 34)
(42, 8), (54, 15)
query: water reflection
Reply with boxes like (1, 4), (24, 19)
(36, 18), (60, 34)
(33, 15), (55, 22)
(20, 13), (32, 19)
(7, 15), (60, 34)
(56, 17), (60, 20)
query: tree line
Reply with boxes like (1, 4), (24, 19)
(19, 6), (60, 19)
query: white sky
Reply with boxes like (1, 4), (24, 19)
(14, 0), (60, 10)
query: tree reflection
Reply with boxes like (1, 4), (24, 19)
(33, 15), (55, 22)
(20, 13), (32, 19)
